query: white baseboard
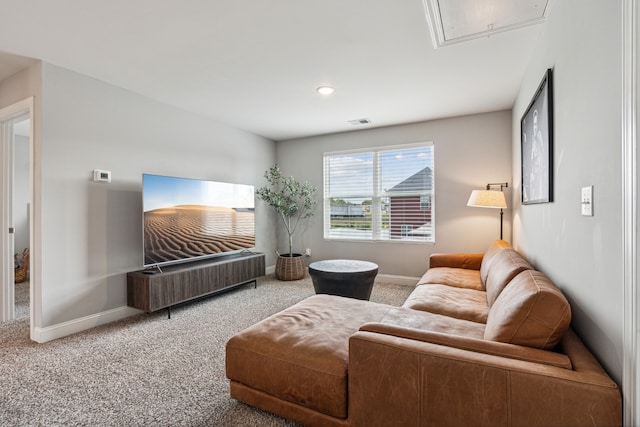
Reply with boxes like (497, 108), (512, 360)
(264, 265), (417, 287)
(375, 274), (419, 287)
(31, 305), (141, 343)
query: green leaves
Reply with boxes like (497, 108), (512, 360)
(256, 165), (318, 256)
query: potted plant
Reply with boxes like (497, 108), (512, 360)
(256, 165), (317, 280)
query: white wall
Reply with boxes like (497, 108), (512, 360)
(0, 63), (41, 328)
(511, 1), (623, 383)
(0, 62), (41, 108)
(277, 110), (512, 278)
(33, 63), (275, 330)
(13, 134), (29, 253)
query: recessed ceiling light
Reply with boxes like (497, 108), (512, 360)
(317, 86), (335, 95)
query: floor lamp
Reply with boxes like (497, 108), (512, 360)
(467, 183), (508, 240)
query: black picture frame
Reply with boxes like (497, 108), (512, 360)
(521, 68), (553, 205)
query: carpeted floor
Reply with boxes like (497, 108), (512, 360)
(0, 274), (413, 426)
(14, 279), (29, 319)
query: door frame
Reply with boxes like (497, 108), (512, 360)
(0, 97), (34, 331)
(622, 0), (639, 424)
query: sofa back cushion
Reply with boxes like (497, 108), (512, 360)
(484, 270), (571, 350)
(479, 240), (513, 286)
(485, 249), (533, 307)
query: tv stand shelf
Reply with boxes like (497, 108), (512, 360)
(127, 252), (265, 315)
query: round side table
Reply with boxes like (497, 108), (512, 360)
(308, 259), (379, 300)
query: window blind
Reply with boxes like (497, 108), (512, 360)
(323, 142), (434, 243)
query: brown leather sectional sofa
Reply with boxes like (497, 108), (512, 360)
(226, 240), (622, 426)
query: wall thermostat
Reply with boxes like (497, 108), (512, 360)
(93, 169), (112, 183)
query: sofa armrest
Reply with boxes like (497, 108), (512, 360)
(359, 322), (572, 369)
(429, 253), (483, 270)
(348, 331), (621, 427)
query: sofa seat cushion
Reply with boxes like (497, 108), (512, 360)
(403, 284), (489, 323)
(484, 270), (571, 350)
(378, 306), (486, 339)
(226, 294), (393, 419)
(418, 267), (483, 290)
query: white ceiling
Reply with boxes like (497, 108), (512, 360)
(0, 0), (547, 141)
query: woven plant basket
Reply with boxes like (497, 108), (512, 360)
(14, 249), (29, 283)
(275, 253), (305, 281)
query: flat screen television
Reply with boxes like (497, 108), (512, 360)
(142, 173), (255, 267)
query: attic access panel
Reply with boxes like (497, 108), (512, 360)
(424, 0), (549, 47)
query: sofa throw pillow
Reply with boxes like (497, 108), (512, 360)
(484, 270), (571, 350)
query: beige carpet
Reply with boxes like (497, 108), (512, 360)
(0, 274), (413, 426)
(14, 279), (29, 319)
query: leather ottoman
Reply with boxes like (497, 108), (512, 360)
(226, 294), (392, 420)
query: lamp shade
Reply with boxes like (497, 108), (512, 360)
(467, 190), (507, 209)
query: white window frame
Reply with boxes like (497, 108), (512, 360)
(323, 142), (434, 243)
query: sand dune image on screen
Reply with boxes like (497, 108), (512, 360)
(144, 205), (255, 265)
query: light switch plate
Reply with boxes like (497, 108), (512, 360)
(581, 185), (593, 216)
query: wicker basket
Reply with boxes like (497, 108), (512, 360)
(275, 253), (305, 281)
(14, 249), (29, 283)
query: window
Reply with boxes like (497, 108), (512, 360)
(420, 195), (432, 210)
(323, 142), (434, 243)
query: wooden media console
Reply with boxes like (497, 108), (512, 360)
(127, 251), (265, 317)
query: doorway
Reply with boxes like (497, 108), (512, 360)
(0, 97), (33, 325)
(12, 117), (30, 319)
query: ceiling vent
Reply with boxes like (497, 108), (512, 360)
(348, 118), (372, 126)
(422, 0), (549, 48)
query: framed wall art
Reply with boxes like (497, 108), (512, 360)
(521, 68), (553, 205)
